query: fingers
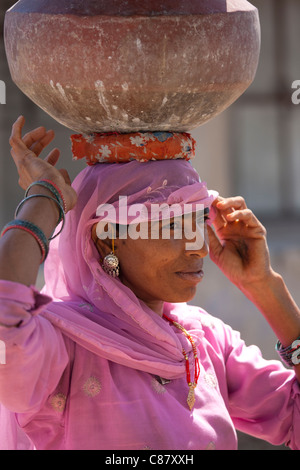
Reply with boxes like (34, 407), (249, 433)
(9, 117), (35, 171)
(216, 196), (247, 211)
(212, 196), (246, 228)
(211, 198), (230, 231)
(10, 116), (55, 160)
(211, 195), (266, 237)
(44, 148), (60, 166)
(9, 116), (28, 153)
(206, 224), (223, 260)
(23, 128), (55, 157)
(10, 115), (24, 141)
(22, 126), (47, 148)
(59, 168), (72, 186)
(216, 196), (246, 221)
(225, 208), (258, 228)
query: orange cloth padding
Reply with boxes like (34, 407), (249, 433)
(71, 131), (196, 165)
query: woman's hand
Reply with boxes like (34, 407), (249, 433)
(9, 116), (77, 212)
(207, 196), (273, 290)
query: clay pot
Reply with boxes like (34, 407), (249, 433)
(4, 0), (260, 133)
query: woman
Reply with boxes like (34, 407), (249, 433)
(0, 116), (299, 450)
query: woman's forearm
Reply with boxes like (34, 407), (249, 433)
(241, 271), (300, 381)
(209, 197), (300, 380)
(0, 186), (59, 286)
(0, 116), (77, 287)
(241, 271), (300, 346)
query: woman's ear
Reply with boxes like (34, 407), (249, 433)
(91, 223), (116, 258)
(91, 224), (98, 245)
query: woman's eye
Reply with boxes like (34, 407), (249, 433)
(162, 219), (182, 232)
(165, 222), (179, 230)
(196, 214), (210, 225)
(195, 217), (204, 226)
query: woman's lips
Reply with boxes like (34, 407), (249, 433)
(175, 270), (204, 282)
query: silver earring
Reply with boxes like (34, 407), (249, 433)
(102, 252), (119, 278)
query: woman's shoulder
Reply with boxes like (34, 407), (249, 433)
(173, 303), (248, 364)
(168, 302), (233, 343)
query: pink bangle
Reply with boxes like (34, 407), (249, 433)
(24, 180), (66, 239)
(1, 219), (49, 263)
(40, 179), (67, 213)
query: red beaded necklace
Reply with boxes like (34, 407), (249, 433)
(163, 314), (200, 410)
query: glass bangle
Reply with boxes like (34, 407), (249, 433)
(276, 336), (300, 367)
(14, 194), (65, 240)
(1, 219), (49, 263)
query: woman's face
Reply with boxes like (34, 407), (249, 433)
(95, 212), (209, 315)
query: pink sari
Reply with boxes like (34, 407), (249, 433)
(0, 156), (217, 449)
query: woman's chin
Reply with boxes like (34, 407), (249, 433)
(162, 285), (199, 304)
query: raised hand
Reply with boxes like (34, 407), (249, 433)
(207, 196), (272, 289)
(9, 116), (77, 212)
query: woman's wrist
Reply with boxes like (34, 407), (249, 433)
(238, 268), (279, 299)
(240, 269), (300, 348)
(18, 185), (61, 239)
(0, 179), (68, 285)
(0, 193), (56, 284)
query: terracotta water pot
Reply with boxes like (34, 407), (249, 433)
(4, 0), (260, 133)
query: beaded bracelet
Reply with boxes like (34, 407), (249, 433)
(1, 219), (49, 263)
(276, 336), (300, 367)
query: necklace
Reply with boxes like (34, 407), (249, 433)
(163, 314), (200, 410)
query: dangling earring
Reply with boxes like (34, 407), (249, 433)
(102, 227), (119, 278)
(102, 252), (119, 277)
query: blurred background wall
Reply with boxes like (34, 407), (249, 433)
(0, 0), (299, 450)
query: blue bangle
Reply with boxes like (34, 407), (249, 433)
(15, 194), (65, 240)
(25, 180), (66, 234)
(25, 180), (65, 212)
(1, 219), (49, 263)
(276, 337), (300, 367)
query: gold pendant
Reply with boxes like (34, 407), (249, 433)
(187, 383), (196, 410)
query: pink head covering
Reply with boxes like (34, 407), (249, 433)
(41, 160), (218, 380)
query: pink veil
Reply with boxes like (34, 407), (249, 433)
(41, 160), (217, 378)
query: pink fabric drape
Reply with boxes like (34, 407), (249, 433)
(42, 160), (217, 378)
